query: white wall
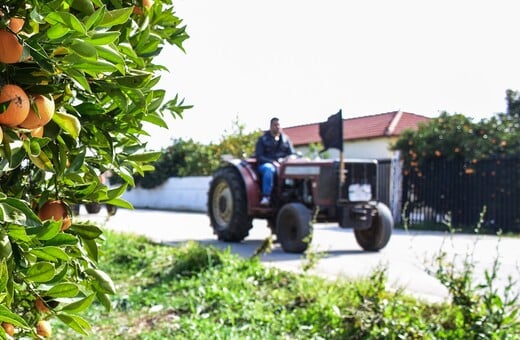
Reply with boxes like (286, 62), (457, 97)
(296, 137), (396, 160)
(122, 176), (211, 212)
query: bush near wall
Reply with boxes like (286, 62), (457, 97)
(112, 124), (262, 189)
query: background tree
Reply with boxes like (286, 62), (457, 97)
(119, 118), (263, 189)
(0, 0), (188, 337)
(392, 92), (520, 230)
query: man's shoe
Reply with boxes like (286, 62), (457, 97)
(260, 196), (270, 206)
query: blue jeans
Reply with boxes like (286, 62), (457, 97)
(258, 162), (276, 197)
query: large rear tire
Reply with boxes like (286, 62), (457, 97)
(85, 203), (101, 214)
(276, 203), (312, 253)
(208, 166), (253, 242)
(354, 203), (393, 251)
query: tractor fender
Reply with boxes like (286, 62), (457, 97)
(221, 159), (261, 214)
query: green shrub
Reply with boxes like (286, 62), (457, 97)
(113, 120), (262, 188)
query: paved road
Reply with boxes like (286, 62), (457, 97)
(79, 207), (520, 304)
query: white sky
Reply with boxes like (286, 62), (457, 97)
(146, 0), (520, 150)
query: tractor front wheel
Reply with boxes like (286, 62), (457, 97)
(354, 203), (393, 251)
(276, 203), (312, 253)
(208, 166), (253, 242)
(106, 204), (118, 216)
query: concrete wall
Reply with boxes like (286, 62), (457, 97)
(122, 176), (211, 212)
(295, 137), (398, 160)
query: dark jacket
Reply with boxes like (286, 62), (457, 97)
(255, 131), (295, 165)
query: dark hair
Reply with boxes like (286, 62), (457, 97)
(270, 117), (279, 125)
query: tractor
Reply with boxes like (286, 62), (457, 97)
(207, 155), (393, 253)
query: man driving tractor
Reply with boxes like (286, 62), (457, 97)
(255, 117), (295, 206)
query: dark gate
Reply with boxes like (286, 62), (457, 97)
(377, 159), (391, 207)
(401, 157), (520, 233)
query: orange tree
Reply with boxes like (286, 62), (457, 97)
(0, 0), (189, 337)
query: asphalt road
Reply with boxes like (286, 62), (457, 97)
(79, 207), (520, 304)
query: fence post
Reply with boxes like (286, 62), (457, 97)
(390, 151), (402, 224)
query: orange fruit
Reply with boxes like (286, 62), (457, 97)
(30, 126), (44, 138)
(38, 200), (72, 231)
(133, 0), (153, 14)
(0, 29), (23, 64)
(35, 298), (50, 313)
(19, 94), (55, 129)
(0, 84), (30, 127)
(9, 17), (25, 33)
(36, 320), (51, 338)
(1, 322), (14, 336)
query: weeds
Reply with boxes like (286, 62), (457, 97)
(425, 207), (520, 338)
(53, 222), (520, 339)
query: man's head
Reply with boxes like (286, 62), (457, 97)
(270, 117), (281, 136)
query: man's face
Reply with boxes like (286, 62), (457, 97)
(270, 120), (280, 136)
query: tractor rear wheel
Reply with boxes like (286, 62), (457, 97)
(276, 203), (312, 253)
(208, 166), (253, 242)
(85, 203), (101, 214)
(354, 203), (393, 251)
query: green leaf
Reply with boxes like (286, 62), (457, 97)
(142, 112), (168, 128)
(103, 197), (133, 209)
(74, 59), (119, 75)
(66, 151), (86, 173)
(127, 151), (161, 162)
(3, 198), (41, 224)
(28, 151), (54, 172)
(46, 23), (70, 40)
(0, 305), (29, 328)
(61, 294), (96, 313)
(106, 184), (128, 200)
(44, 264), (69, 284)
(70, 40), (98, 60)
(96, 292), (111, 312)
(64, 68), (91, 92)
(85, 268), (116, 294)
(68, 224), (102, 240)
(45, 12), (86, 34)
(26, 42), (55, 73)
(25, 262), (55, 283)
(88, 31), (120, 45)
(44, 233), (78, 247)
(71, 0), (95, 15)
(99, 8), (133, 28)
(46, 282), (80, 298)
(30, 246), (70, 262)
(0, 261), (8, 292)
(53, 111), (81, 139)
(56, 313), (91, 336)
(85, 6), (106, 30)
(36, 221), (61, 241)
(6, 225), (32, 243)
(95, 45), (125, 73)
(82, 238), (98, 262)
(114, 74), (152, 87)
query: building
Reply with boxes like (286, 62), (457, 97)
(283, 111), (431, 160)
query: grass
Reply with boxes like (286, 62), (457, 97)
(52, 230), (520, 339)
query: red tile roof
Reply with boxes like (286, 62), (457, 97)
(283, 111), (431, 146)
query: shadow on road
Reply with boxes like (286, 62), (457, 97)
(161, 238), (367, 261)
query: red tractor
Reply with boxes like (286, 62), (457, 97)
(207, 156), (393, 253)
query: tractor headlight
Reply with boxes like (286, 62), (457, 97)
(348, 184), (372, 201)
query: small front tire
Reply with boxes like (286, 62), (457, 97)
(276, 203), (312, 253)
(354, 203), (393, 251)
